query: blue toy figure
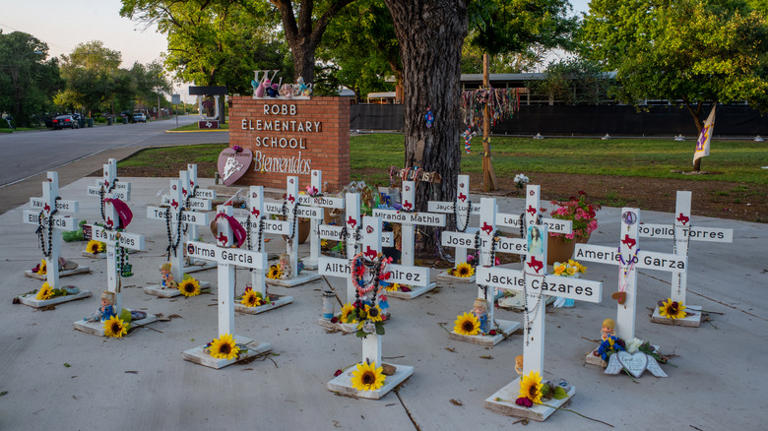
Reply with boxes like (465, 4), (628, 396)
(425, 107), (434, 128)
(99, 291), (117, 321)
(472, 298), (490, 333)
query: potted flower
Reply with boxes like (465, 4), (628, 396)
(547, 191), (600, 264)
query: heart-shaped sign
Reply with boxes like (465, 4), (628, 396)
(217, 147), (253, 186)
(617, 351), (648, 378)
(612, 291), (627, 304)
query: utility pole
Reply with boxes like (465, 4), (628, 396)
(482, 53), (497, 192)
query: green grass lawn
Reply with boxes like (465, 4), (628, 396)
(0, 126), (48, 133)
(118, 134), (768, 184)
(168, 122), (230, 132)
(352, 134), (768, 184)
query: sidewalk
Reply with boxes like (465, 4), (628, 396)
(0, 176), (765, 430)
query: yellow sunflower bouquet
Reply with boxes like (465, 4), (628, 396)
(350, 361), (386, 392)
(177, 276), (202, 297)
(206, 333), (241, 360)
(658, 298), (687, 319)
(266, 264), (283, 280)
(85, 240), (106, 254)
(450, 262), (475, 278)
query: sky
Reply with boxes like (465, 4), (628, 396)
(1, 0), (591, 99)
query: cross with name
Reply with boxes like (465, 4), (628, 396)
(494, 185), (573, 236)
(639, 191), (733, 326)
(324, 216), (414, 399)
(20, 171), (91, 307)
(74, 220), (156, 336)
(372, 180), (445, 298)
(479, 217), (603, 421)
(182, 205), (272, 369)
(230, 185), (294, 314)
(317, 192), (394, 304)
(575, 207), (687, 342)
(145, 179), (211, 297)
(296, 170), (345, 270)
(262, 176), (321, 287)
(429, 175), (481, 281)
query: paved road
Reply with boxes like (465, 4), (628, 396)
(0, 115), (228, 187)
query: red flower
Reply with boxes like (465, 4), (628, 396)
(489, 330), (497, 336)
(330, 316), (339, 323)
(334, 369), (343, 377)
(515, 397), (533, 408)
(400, 286), (411, 292)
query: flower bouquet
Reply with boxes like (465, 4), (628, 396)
(549, 191), (600, 243)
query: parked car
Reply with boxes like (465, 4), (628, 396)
(52, 115), (79, 129)
(133, 112), (147, 123)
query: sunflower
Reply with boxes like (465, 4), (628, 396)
(566, 265), (577, 276)
(519, 371), (543, 404)
(365, 304), (383, 322)
(178, 278), (201, 297)
(340, 303), (357, 323)
(267, 264), (283, 280)
(103, 315), (128, 338)
(385, 283), (400, 292)
(36, 282), (54, 300)
(453, 262), (474, 278)
(37, 259), (47, 275)
(658, 298), (687, 319)
(350, 361), (386, 392)
(453, 312), (480, 336)
(240, 289), (263, 307)
(208, 333), (240, 360)
(86, 240), (103, 254)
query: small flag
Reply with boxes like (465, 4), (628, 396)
(693, 105), (716, 167)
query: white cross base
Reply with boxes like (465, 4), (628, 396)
(182, 206), (272, 369)
(324, 216), (414, 399)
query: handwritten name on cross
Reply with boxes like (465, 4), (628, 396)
(638, 191), (733, 304)
(574, 208), (687, 341)
(147, 180), (210, 283)
(495, 185), (572, 235)
(186, 206), (266, 337)
(430, 175), (481, 273)
(372, 180), (446, 266)
(87, 158), (131, 205)
(85, 224), (145, 314)
(295, 170), (344, 269)
(23, 172), (79, 290)
(478, 221), (603, 377)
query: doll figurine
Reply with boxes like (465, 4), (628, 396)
(279, 84), (293, 98)
(472, 298), (490, 334)
(83, 291), (117, 322)
(278, 253), (292, 279)
(601, 318), (615, 341)
(160, 262), (176, 289)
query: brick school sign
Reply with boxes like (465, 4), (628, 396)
(229, 96), (350, 191)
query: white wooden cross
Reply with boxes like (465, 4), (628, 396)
(296, 170), (345, 270)
(317, 192), (394, 303)
(182, 205), (272, 368)
(323, 216), (415, 399)
(160, 164), (216, 242)
(429, 175), (481, 280)
(145, 179), (211, 296)
(21, 172), (90, 306)
(372, 180), (445, 298)
(479, 219), (603, 420)
(639, 191), (733, 305)
(574, 208), (687, 341)
(262, 176), (322, 287)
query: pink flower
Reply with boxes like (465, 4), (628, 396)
(494, 257), (501, 266)
(566, 233), (575, 240)
(515, 397), (533, 408)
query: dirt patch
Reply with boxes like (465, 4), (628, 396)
(467, 171), (767, 223)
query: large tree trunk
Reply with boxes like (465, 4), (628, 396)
(384, 0), (468, 210)
(290, 43), (317, 83)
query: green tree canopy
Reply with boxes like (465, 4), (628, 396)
(0, 31), (62, 126)
(580, 0), (768, 131)
(57, 41), (123, 114)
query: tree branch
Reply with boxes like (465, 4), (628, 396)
(310, 0), (356, 45)
(271, 0), (299, 44)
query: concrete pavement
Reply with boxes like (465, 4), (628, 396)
(0, 176), (765, 430)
